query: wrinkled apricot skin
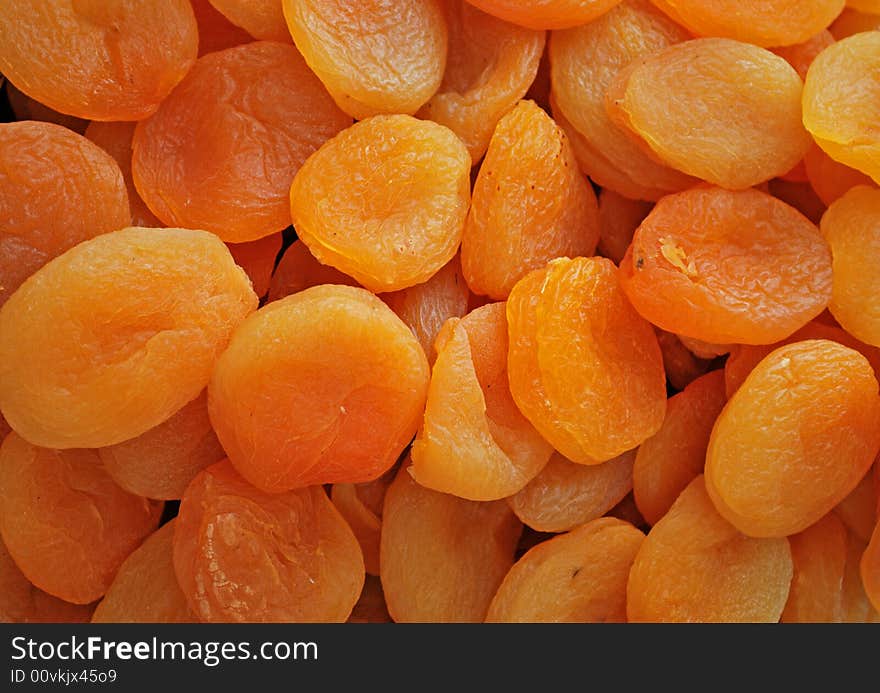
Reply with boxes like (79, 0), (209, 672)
(210, 0), (291, 41)
(803, 33), (880, 186)
(209, 285), (429, 492)
(0, 122), (131, 308)
(0, 0), (198, 120)
(418, 1), (545, 162)
(283, 0), (448, 119)
(461, 100), (600, 300)
(0, 227), (256, 450)
(464, 0), (623, 29)
(291, 115), (471, 293)
(133, 42), (352, 243)
(227, 233), (283, 299)
(508, 450), (635, 533)
(486, 517), (643, 622)
(619, 186), (832, 345)
(648, 0), (845, 47)
(411, 303), (554, 501)
(627, 476), (793, 622)
(821, 187), (880, 347)
(633, 370), (727, 526)
(92, 521), (193, 623)
(380, 464), (522, 622)
(706, 341), (880, 538)
(606, 38), (812, 190)
(174, 460), (364, 622)
(0, 434), (162, 605)
(507, 257), (666, 463)
(268, 240), (359, 303)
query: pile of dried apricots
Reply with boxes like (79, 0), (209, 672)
(1, 0), (880, 624)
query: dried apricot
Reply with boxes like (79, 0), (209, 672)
(861, 522), (880, 612)
(844, 531), (880, 621)
(627, 476), (793, 622)
(133, 41), (351, 242)
(5, 82), (88, 134)
(380, 463), (521, 622)
(767, 178), (826, 225)
(331, 481), (385, 576)
(0, 121), (130, 307)
(283, 0), (448, 118)
(0, 0), (198, 120)
(835, 468), (877, 545)
(653, 329), (711, 391)
(210, 0), (290, 41)
(227, 233), (283, 299)
(209, 285), (429, 492)
(461, 100), (600, 300)
(633, 370), (726, 526)
(619, 186), (832, 345)
(706, 340), (880, 537)
(463, 0), (623, 29)
(0, 433), (162, 604)
(268, 240), (359, 302)
(290, 115), (471, 292)
(507, 257), (666, 463)
(191, 0), (252, 55)
(804, 143), (876, 206)
(418, 1), (545, 162)
(411, 303), (553, 500)
(597, 189), (652, 266)
(347, 576), (392, 623)
(92, 521), (193, 623)
(508, 450), (635, 532)
(829, 7), (880, 38)
(771, 30), (835, 80)
(174, 460), (363, 622)
(486, 518), (643, 622)
(606, 38), (812, 189)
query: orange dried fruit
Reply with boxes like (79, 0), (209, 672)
(268, 239), (359, 303)
(0, 433), (162, 604)
(507, 256), (666, 463)
(227, 233), (283, 299)
(210, 0), (291, 41)
(771, 30), (835, 80)
(331, 480), (387, 576)
(290, 115), (471, 292)
(174, 460), (363, 622)
(844, 531), (880, 621)
(829, 7), (880, 38)
(619, 186), (832, 345)
(347, 575), (392, 623)
(767, 178), (826, 225)
(706, 340), (880, 537)
(804, 143), (876, 206)
(653, 329), (711, 391)
(209, 285), (429, 492)
(5, 81), (89, 134)
(835, 468), (877, 546)
(597, 189), (652, 266)
(380, 463), (522, 622)
(627, 476), (793, 622)
(191, 0), (253, 55)
(463, 0), (624, 29)
(0, 227), (256, 450)
(461, 100), (600, 300)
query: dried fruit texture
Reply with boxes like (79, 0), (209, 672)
(98, 391), (225, 501)
(846, 0), (880, 10)
(380, 464), (522, 622)
(767, 178), (826, 225)
(486, 518), (643, 622)
(331, 483), (383, 576)
(843, 532), (880, 620)
(417, 1), (545, 162)
(268, 240), (359, 302)
(780, 513), (847, 622)
(133, 41), (352, 243)
(92, 521), (193, 623)
(5, 82), (88, 134)
(0, 536), (94, 623)
(627, 476), (793, 622)
(648, 0), (844, 47)
(607, 492), (646, 528)
(725, 322), (880, 398)
(0, 434), (162, 604)
(290, 115), (471, 292)
(597, 189), (652, 265)
(227, 233), (283, 298)
(706, 340), (880, 538)
(525, 44), (552, 111)
(0, 227), (257, 450)
(191, 0), (252, 55)
(0, 121), (130, 308)
(84, 121), (161, 228)
(821, 186), (880, 347)
(633, 370), (726, 526)
(654, 329), (710, 391)
(861, 522), (880, 612)
(805, 143), (876, 206)
(507, 257), (666, 463)
(619, 186), (832, 345)
(174, 460), (363, 622)
(829, 7), (880, 38)
(282, 0), (448, 119)
(411, 303), (554, 500)
(461, 100), (600, 300)
(508, 450), (635, 532)
(771, 30), (835, 80)
(835, 468), (877, 545)
(347, 575), (392, 623)
(463, 0), (623, 29)
(0, 0), (197, 120)
(549, 1), (695, 200)
(210, 0), (291, 41)
(606, 39), (812, 189)
(676, 335), (730, 360)
(803, 33), (880, 186)
(381, 255), (470, 363)
(209, 285), (429, 492)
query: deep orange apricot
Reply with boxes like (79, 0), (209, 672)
(463, 0), (623, 29)
(653, 329), (711, 392)
(227, 233), (283, 298)
(829, 7), (880, 38)
(347, 575), (392, 623)
(861, 521), (880, 612)
(835, 468), (877, 545)
(597, 189), (652, 266)
(191, 0), (253, 55)
(771, 30), (835, 80)
(268, 240), (359, 302)
(5, 82), (88, 134)
(331, 482), (383, 576)
(210, 0), (291, 41)
(804, 143), (876, 206)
